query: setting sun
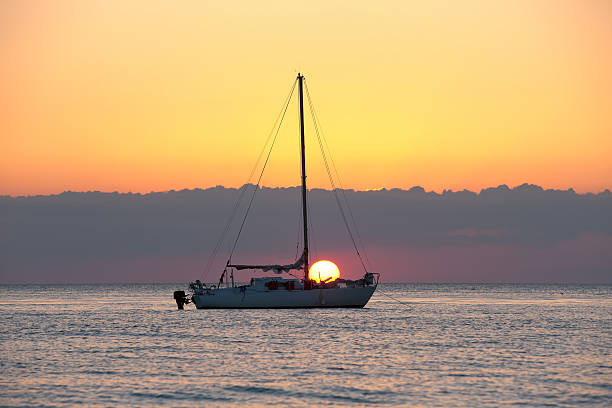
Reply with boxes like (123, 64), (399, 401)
(308, 260), (340, 283)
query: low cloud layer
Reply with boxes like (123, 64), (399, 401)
(1, 184), (610, 283)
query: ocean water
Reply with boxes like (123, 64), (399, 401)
(0, 283), (610, 407)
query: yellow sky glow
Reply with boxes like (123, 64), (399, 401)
(1, 0), (611, 195)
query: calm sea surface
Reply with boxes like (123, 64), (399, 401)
(1, 283), (610, 407)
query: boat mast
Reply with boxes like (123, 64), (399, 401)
(298, 73), (310, 289)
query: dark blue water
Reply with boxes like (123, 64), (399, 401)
(1, 284), (610, 407)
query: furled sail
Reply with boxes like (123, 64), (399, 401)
(228, 252), (305, 274)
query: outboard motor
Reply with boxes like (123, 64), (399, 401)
(173, 290), (190, 310)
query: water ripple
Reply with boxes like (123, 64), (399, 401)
(0, 283), (610, 407)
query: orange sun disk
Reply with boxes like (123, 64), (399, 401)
(308, 260), (340, 283)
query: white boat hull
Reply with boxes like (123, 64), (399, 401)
(192, 285), (376, 309)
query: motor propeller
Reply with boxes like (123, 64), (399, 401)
(173, 290), (192, 310)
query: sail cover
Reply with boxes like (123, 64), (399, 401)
(228, 252), (305, 274)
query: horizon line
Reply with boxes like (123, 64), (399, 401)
(0, 281), (610, 285)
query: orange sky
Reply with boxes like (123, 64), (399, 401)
(1, 0), (611, 196)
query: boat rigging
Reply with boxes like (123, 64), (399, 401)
(174, 74), (378, 309)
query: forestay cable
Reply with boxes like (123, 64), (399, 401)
(311, 111), (373, 271)
(304, 82), (373, 271)
(303, 79), (369, 273)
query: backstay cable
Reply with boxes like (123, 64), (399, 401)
(225, 80), (297, 264)
(202, 78), (297, 280)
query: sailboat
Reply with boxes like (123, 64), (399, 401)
(174, 74), (378, 309)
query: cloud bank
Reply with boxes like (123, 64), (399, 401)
(1, 184), (610, 283)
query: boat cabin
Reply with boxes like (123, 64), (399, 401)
(249, 277), (303, 291)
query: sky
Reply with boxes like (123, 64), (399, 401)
(1, 0), (611, 196)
